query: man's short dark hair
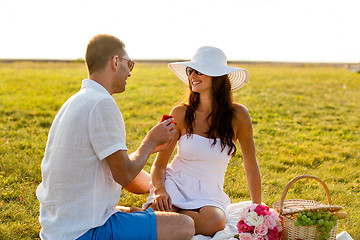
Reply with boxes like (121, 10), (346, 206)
(85, 34), (125, 75)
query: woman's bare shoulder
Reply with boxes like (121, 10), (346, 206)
(171, 105), (187, 114)
(169, 105), (187, 123)
(232, 103), (253, 138)
(169, 105), (187, 136)
(170, 105), (187, 117)
(232, 103), (250, 120)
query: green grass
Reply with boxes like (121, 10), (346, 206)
(0, 61), (359, 239)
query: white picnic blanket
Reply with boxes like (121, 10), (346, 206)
(191, 201), (354, 240)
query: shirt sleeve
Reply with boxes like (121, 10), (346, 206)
(88, 97), (127, 160)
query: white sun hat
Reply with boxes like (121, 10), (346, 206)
(168, 46), (249, 91)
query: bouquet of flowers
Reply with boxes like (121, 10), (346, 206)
(234, 204), (282, 240)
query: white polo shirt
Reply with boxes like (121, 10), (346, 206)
(36, 79), (127, 240)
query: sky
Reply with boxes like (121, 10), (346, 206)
(1, 0), (359, 63)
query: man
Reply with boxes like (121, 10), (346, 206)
(36, 34), (195, 240)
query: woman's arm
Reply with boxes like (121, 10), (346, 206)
(150, 106), (185, 211)
(123, 170), (151, 194)
(234, 104), (262, 204)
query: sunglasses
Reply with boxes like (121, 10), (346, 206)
(122, 57), (135, 72)
(186, 67), (203, 77)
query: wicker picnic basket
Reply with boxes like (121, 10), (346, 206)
(272, 175), (343, 240)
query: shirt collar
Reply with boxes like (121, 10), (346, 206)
(81, 79), (111, 96)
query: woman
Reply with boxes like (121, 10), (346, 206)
(144, 46), (261, 236)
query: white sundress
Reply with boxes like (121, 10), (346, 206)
(144, 134), (232, 215)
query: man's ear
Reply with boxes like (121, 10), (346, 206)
(110, 56), (118, 70)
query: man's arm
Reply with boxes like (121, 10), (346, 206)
(106, 119), (176, 187)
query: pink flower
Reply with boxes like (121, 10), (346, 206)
(264, 215), (276, 229)
(237, 220), (255, 233)
(235, 204), (282, 240)
(238, 232), (253, 240)
(267, 228), (282, 240)
(253, 237), (266, 240)
(254, 224), (268, 236)
(269, 210), (278, 218)
(255, 205), (270, 216)
(249, 204), (258, 211)
(275, 222), (282, 232)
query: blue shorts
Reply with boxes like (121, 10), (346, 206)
(77, 208), (157, 240)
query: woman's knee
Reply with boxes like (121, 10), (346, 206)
(197, 207), (226, 235)
(206, 216), (226, 234)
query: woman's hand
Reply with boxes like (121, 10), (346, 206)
(153, 188), (172, 211)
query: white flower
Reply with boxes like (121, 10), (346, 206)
(245, 211), (265, 227)
(239, 208), (249, 220)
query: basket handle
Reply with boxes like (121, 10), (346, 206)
(279, 175), (332, 214)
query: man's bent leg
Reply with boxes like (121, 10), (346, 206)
(155, 211), (195, 240)
(77, 208), (156, 240)
(115, 205), (143, 213)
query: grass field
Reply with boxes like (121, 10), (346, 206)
(0, 61), (359, 239)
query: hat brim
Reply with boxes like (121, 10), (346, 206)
(168, 61), (249, 91)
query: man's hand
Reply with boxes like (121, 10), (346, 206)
(146, 118), (176, 153)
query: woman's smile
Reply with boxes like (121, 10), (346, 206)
(192, 80), (202, 86)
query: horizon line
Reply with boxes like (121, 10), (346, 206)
(0, 58), (359, 66)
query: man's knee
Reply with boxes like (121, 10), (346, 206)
(156, 212), (195, 240)
(178, 214), (195, 238)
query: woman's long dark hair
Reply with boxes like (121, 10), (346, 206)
(183, 75), (236, 156)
